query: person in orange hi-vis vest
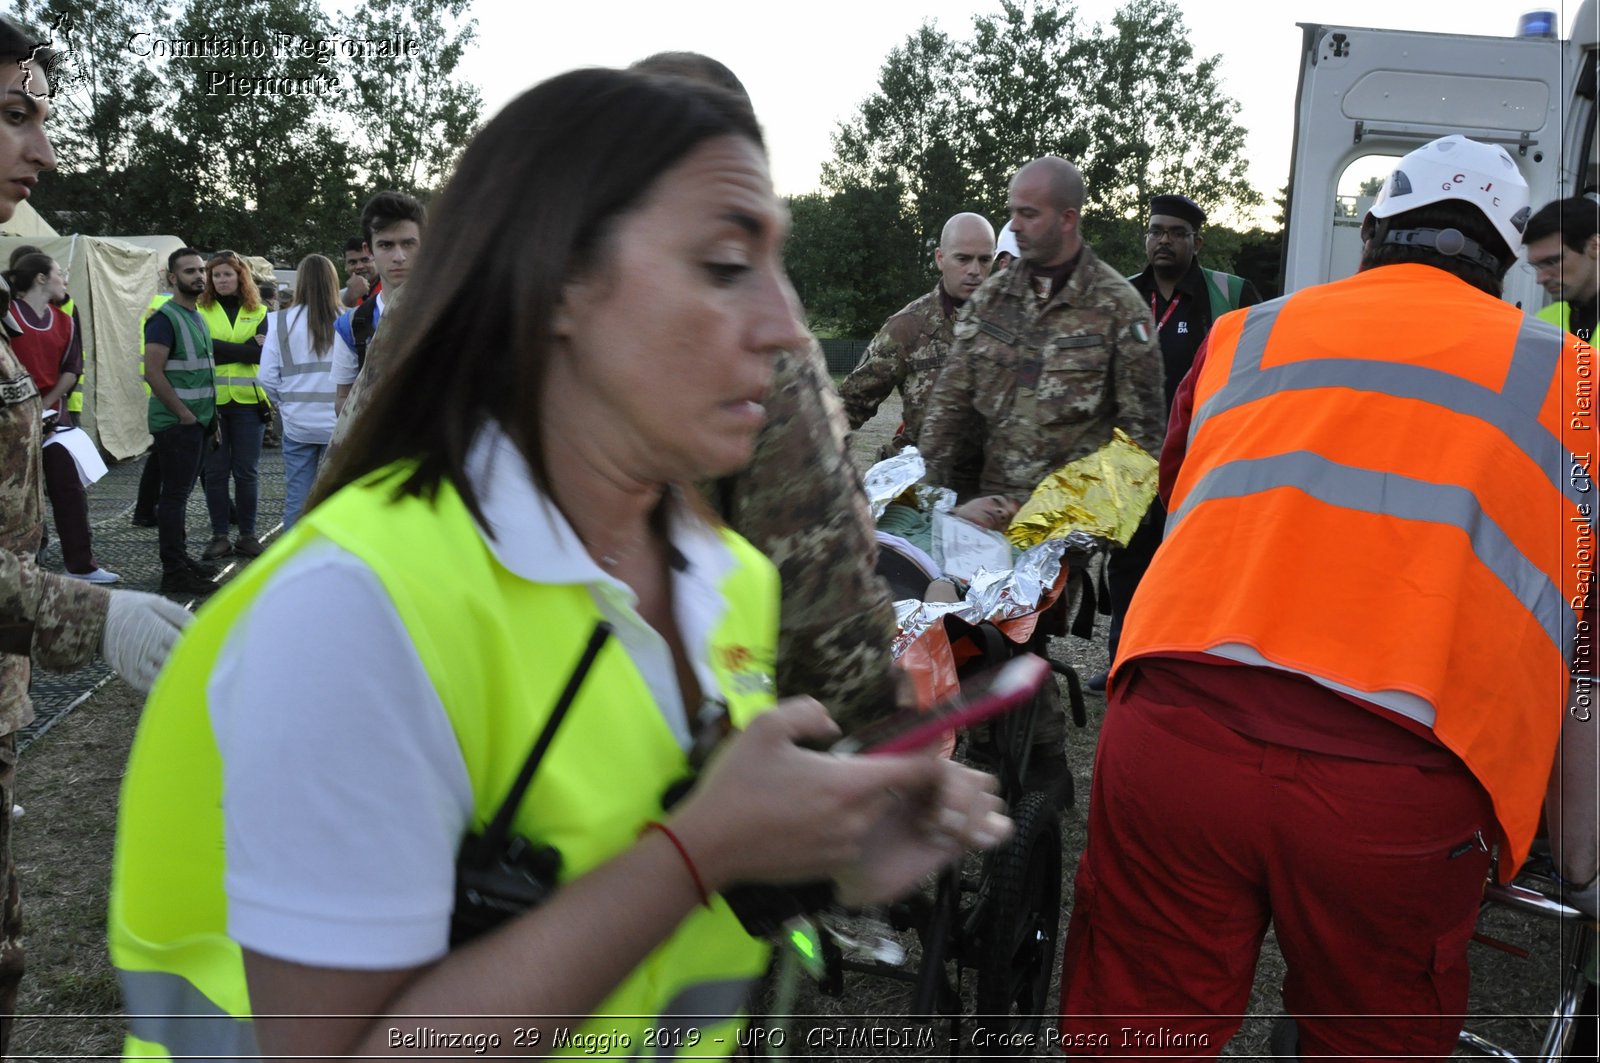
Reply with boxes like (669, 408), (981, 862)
(1057, 136), (1596, 1061)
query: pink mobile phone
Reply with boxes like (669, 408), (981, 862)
(833, 654), (1052, 756)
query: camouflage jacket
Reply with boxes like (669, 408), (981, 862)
(919, 242), (1165, 501)
(0, 334), (111, 734)
(838, 286), (957, 446)
(326, 326), (898, 734)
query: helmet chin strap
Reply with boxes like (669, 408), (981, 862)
(1382, 227), (1504, 273)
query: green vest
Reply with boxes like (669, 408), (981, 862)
(109, 466), (778, 1060)
(139, 293), (172, 399)
(146, 301), (215, 432)
(61, 297), (83, 414)
(197, 300), (268, 405)
(1200, 267), (1249, 321)
(1538, 301), (1571, 332)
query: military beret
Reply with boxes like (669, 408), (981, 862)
(1149, 194), (1205, 229)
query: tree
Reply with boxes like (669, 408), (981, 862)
(339, 0), (482, 197)
(1077, 0), (1259, 226)
(786, 185), (927, 338)
(155, 0), (357, 259)
(804, 0), (1263, 333)
(823, 23), (974, 247)
(17, 0), (170, 234)
(963, 0), (1096, 210)
(20, 0), (480, 265)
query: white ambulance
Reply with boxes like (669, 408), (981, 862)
(1286, 1), (1598, 309)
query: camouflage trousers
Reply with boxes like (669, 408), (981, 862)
(0, 732), (19, 1057)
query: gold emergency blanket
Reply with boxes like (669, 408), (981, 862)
(1006, 429), (1158, 549)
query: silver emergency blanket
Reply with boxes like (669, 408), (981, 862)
(864, 448), (926, 521)
(889, 536), (1082, 656)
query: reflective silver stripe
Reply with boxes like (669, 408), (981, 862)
(1190, 298), (1592, 522)
(172, 386), (216, 400)
(276, 391), (339, 405)
(1171, 451), (1573, 659)
(120, 968), (259, 1059)
(1502, 315), (1567, 413)
(278, 358), (334, 377)
(214, 375), (259, 388)
(163, 356), (211, 371)
(1187, 298), (1287, 453)
(649, 977), (755, 1060)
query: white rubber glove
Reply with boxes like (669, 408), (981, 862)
(101, 591), (194, 693)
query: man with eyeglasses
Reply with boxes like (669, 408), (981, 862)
(1089, 194), (1261, 691)
(920, 156), (1166, 801)
(1523, 193), (1600, 340)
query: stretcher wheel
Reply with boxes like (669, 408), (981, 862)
(974, 789), (1062, 1047)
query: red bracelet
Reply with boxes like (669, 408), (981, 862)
(643, 821), (712, 909)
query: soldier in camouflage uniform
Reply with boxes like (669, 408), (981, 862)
(919, 156), (1164, 801)
(839, 213), (995, 449)
(0, 22), (194, 1052)
(920, 157), (1166, 499)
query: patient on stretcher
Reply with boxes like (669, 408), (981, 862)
(876, 495), (1019, 602)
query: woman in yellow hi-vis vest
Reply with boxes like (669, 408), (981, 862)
(110, 68), (1013, 1061)
(194, 251), (269, 561)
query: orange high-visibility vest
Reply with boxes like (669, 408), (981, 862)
(1119, 264), (1595, 876)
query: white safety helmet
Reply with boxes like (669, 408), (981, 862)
(1366, 135), (1531, 264)
(995, 223), (1020, 260)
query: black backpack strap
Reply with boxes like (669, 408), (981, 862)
(351, 298), (378, 370)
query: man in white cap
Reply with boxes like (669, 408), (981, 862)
(1058, 135), (1594, 1059)
(992, 222), (1019, 272)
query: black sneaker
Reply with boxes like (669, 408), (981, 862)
(1087, 669), (1109, 693)
(184, 557), (220, 579)
(160, 568), (218, 599)
(130, 512), (157, 528)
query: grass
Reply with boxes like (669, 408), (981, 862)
(9, 678), (140, 1059)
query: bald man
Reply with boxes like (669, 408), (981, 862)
(839, 212), (995, 449)
(918, 158), (1164, 799)
(921, 158), (1165, 500)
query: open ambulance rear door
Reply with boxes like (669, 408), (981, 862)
(1284, 1), (1597, 309)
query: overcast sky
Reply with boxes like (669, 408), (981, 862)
(467, 0), (1551, 218)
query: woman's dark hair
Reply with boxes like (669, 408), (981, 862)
(2, 252), (54, 296)
(312, 67), (765, 524)
(7, 244), (41, 270)
(1360, 200), (1511, 297)
(0, 16), (53, 87)
(632, 51), (748, 98)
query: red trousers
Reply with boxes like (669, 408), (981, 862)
(1059, 670), (1494, 1060)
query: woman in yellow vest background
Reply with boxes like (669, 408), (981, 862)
(194, 251), (269, 562)
(111, 67), (1012, 1060)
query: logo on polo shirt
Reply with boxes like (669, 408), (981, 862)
(715, 643), (776, 696)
